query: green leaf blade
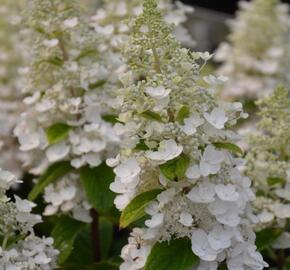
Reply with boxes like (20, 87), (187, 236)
(256, 228), (283, 251)
(80, 163), (115, 214)
(28, 161), (73, 201)
(176, 106), (190, 123)
(213, 142), (244, 156)
(52, 216), (86, 265)
(46, 123), (72, 144)
(99, 217), (113, 260)
(140, 110), (163, 122)
(267, 177), (285, 186)
(120, 189), (163, 228)
(145, 238), (199, 270)
(159, 154), (190, 181)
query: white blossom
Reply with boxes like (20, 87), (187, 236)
(215, 0), (290, 100)
(146, 139), (183, 163)
(0, 169), (59, 268)
(110, 1), (267, 269)
(204, 108), (228, 130)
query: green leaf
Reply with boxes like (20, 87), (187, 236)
(80, 163), (115, 213)
(58, 262), (118, 270)
(267, 177), (286, 186)
(159, 154), (190, 181)
(102, 114), (120, 124)
(213, 142), (244, 156)
(76, 49), (98, 61)
(120, 189), (163, 228)
(46, 123), (72, 144)
(140, 110), (163, 122)
(29, 161), (73, 201)
(99, 217), (113, 260)
(89, 80), (107, 90)
(135, 139), (150, 150)
(66, 225), (94, 265)
(176, 106), (190, 123)
(217, 263), (228, 270)
(145, 238), (199, 270)
(256, 228), (283, 251)
(52, 216), (86, 265)
(87, 262), (118, 270)
(41, 56), (63, 66)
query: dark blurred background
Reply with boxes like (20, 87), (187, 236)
(181, 0), (290, 14)
(179, 0), (290, 52)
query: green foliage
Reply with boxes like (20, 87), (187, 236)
(52, 216), (86, 265)
(46, 123), (72, 144)
(29, 161), (73, 200)
(66, 226), (94, 265)
(99, 217), (113, 260)
(102, 114), (120, 124)
(88, 80), (107, 90)
(58, 262), (118, 270)
(213, 142), (244, 156)
(80, 163), (115, 214)
(135, 139), (150, 151)
(256, 228), (283, 251)
(176, 106), (190, 123)
(140, 110), (164, 122)
(159, 154), (190, 181)
(267, 177), (286, 186)
(145, 238), (199, 270)
(120, 189), (163, 228)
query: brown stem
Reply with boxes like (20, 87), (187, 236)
(90, 209), (101, 262)
(58, 37), (69, 61)
(276, 250), (285, 270)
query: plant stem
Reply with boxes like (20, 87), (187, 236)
(90, 209), (101, 262)
(2, 234), (9, 250)
(277, 250), (285, 270)
(58, 37), (69, 61)
(152, 45), (161, 73)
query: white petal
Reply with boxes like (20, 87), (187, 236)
(179, 212), (193, 226)
(63, 17), (79, 28)
(145, 213), (164, 228)
(215, 184), (239, 201)
(204, 108), (228, 129)
(46, 142), (70, 162)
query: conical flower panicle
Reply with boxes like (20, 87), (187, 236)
(246, 86), (290, 234)
(0, 0), (30, 176)
(14, 0), (120, 222)
(109, 0), (267, 269)
(90, 0), (194, 52)
(215, 0), (290, 100)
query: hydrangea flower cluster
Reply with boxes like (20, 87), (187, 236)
(14, 0), (122, 222)
(90, 0), (194, 52)
(0, 168), (59, 269)
(245, 86), (290, 233)
(215, 0), (290, 100)
(0, 0), (30, 176)
(109, 1), (267, 269)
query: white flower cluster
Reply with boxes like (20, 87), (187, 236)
(0, 168), (59, 269)
(246, 86), (290, 231)
(0, 0), (30, 177)
(15, 0), (120, 173)
(14, 0), (121, 221)
(91, 0), (194, 52)
(109, 1), (267, 269)
(215, 0), (290, 100)
(43, 172), (92, 223)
